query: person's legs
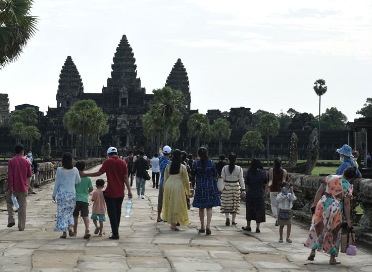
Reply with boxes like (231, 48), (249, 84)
(115, 197), (124, 231)
(286, 224), (291, 239)
(279, 225), (284, 241)
(199, 208), (205, 230)
(206, 208), (212, 228)
(232, 212), (237, 224)
(256, 222), (260, 233)
(73, 216), (78, 234)
(225, 212), (230, 226)
(155, 172), (160, 189)
(152, 172), (156, 188)
(105, 196), (119, 238)
(6, 190), (15, 226)
(99, 220), (104, 236)
(16, 191), (27, 231)
(157, 184), (164, 221)
(136, 176), (141, 197)
(270, 192), (278, 225)
(140, 178), (146, 196)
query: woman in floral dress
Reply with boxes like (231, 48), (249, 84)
(305, 166), (356, 265)
(52, 152), (80, 238)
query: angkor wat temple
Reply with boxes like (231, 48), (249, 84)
(1, 35), (371, 160)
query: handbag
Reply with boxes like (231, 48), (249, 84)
(341, 229), (355, 253)
(144, 171), (151, 180)
(278, 209), (290, 220)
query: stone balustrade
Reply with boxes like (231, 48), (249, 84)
(0, 158), (104, 196)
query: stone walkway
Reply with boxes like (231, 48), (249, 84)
(1, 165), (371, 271)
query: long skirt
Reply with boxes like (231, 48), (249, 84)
(55, 191), (76, 232)
(220, 181), (241, 214)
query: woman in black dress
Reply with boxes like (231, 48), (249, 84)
(242, 159), (268, 233)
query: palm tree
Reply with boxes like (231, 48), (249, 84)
(0, 0), (38, 68)
(210, 118), (231, 154)
(187, 113), (210, 148)
(63, 100), (108, 158)
(257, 114), (279, 166)
(313, 79), (327, 152)
(151, 87), (185, 144)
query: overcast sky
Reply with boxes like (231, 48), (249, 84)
(1, 0), (372, 122)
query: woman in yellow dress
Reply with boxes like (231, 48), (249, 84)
(162, 149), (190, 230)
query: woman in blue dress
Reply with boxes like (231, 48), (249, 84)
(192, 147), (221, 235)
(242, 159), (268, 233)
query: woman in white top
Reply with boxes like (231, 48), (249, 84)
(150, 153), (160, 189)
(52, 152), (80, 238)
(220, 153), (245, 226)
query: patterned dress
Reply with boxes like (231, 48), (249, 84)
(220, 165), (244, 214)
(192, 160), (221, 208)
(305, 175), (353, 256)
(245, 169), (267, 223)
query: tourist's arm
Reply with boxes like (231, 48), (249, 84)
(311, 180), (326, 214)
(80, 170), (103, 178)
(124, 174), (132, 198)
(8, 160), (14, 191)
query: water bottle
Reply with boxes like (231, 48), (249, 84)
(125, 199), (132, 217)
(11, 194), (19, 210)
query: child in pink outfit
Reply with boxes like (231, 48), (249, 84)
(91, 179), (107, 236)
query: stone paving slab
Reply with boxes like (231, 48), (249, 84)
(0, 165), (371, 271)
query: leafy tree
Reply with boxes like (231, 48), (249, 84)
(63, 100), (108, 158)
(187, 113), (210, 148)
(143, 86), (185, 145)
(210, 118), (231, 154)
(277, 110), (292, 130)
(8, 106), (39, 146)
(240, 130), (265, 159)
(320, 107), (347, 130)
(257, 113), (279, 166)
(287, 108), (300, 118)
(251, 110), (272, 129)
(313, 79), (327, 142)
(356, 98), (372, 117)
(0, 0), (38, 68)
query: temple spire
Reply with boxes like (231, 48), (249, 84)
(56, 56), (84, 110)
(165, 58), (190, 110)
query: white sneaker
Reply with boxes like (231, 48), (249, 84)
(141, 195), (145, 199)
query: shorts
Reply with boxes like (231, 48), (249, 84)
(73, 201), (89, 217)
(278, 209), (292, 226)
(91, 213), (106, 222)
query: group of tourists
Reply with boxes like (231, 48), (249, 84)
(6, 142), (361, 266)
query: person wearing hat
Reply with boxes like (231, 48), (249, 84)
(157, 145), (172, 222)
(336, 144), (362, 178)
(81, 147), (133, 240)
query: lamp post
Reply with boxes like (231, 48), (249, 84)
(313, 79), (327, 158)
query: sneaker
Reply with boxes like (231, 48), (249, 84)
(279, 238), (283, 243)
(286, 238), (292, 243)
(141, 195), (145, 199)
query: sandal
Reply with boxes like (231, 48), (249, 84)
(83, 233), (91, 239)
(329, 256), (341, 265)
(241, 226), (251, 231)
(68, 229), (75, 237)
(60, 235), (67, 239)
(198, 229), (205, 233)
(225, 218), (230, 226)
(231, 222), (237, 225)
(170, 227), (180, 231)
(157, 218), (164, 222)
(307, 252), (316, 261)
(206, 228), (211, 235)
(94, 227), (100, 235)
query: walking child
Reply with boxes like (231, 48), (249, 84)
(276, 182), (297, 243)
(73, 161), (93, 239)
(91, 179), (107, 236)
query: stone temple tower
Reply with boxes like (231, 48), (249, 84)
(165, 58), (191, 110)
(56, 56), (84, 110)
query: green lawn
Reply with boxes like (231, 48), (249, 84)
(311, 166), (338, 176)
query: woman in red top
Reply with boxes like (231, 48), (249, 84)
(268, 158), (289, 226)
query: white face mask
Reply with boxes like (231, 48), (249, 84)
(340, 157), (344, 162)
(27, 153), (32, 157)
